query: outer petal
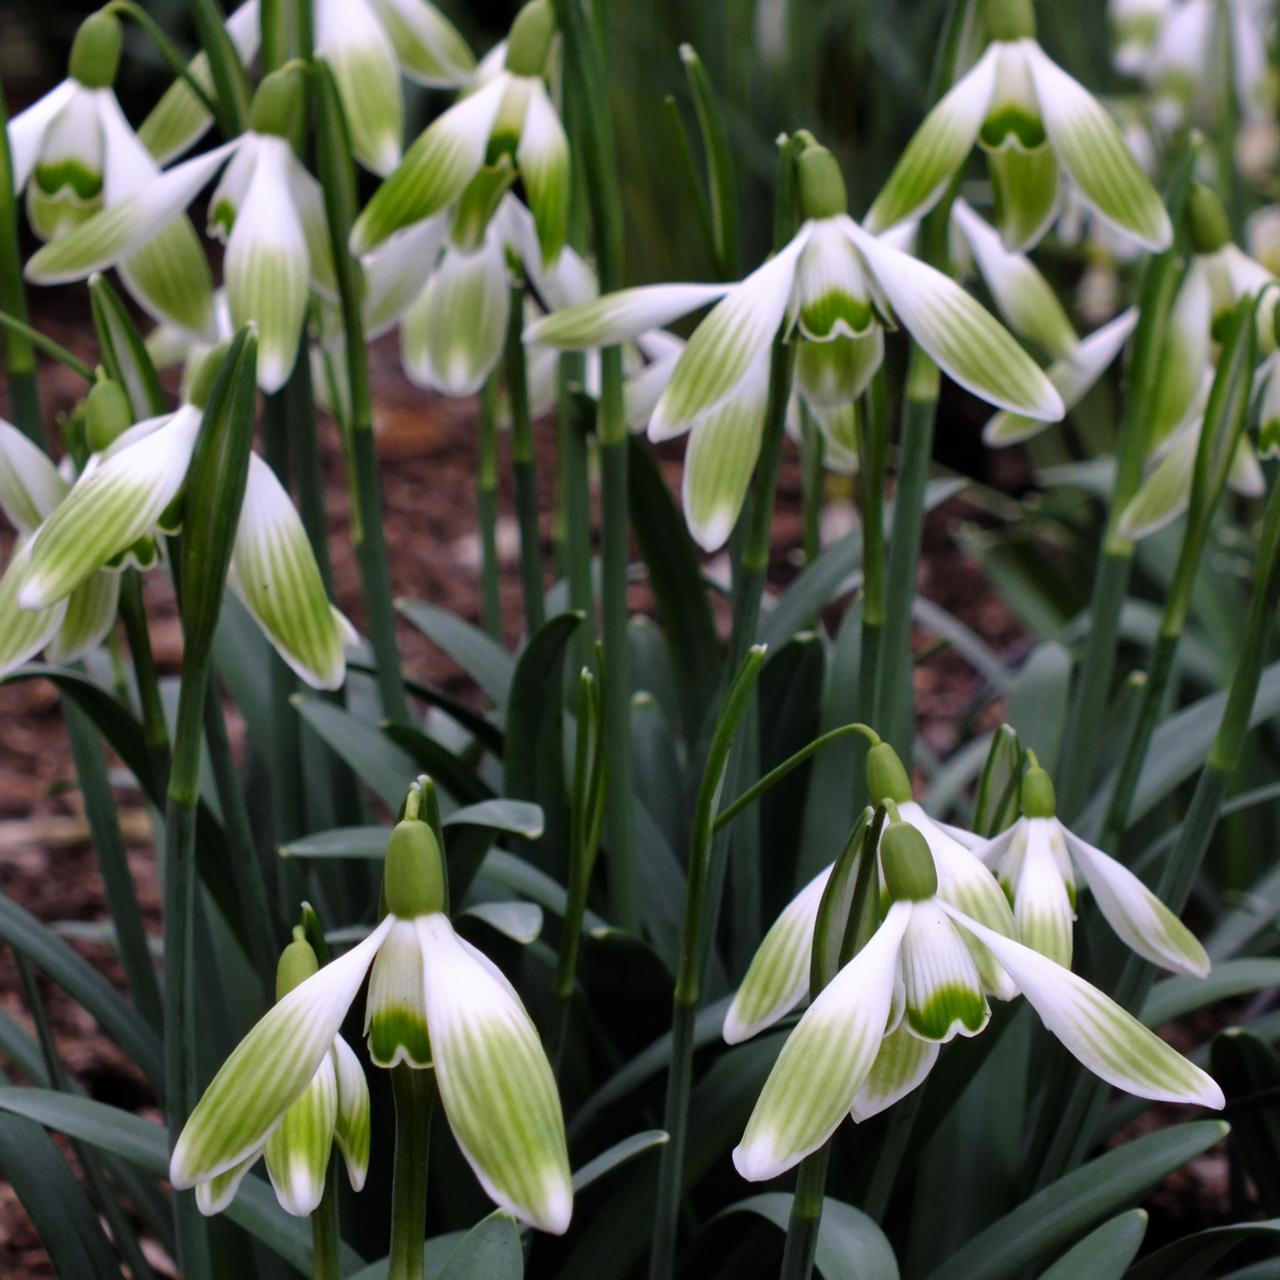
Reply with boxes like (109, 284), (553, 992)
(1023, 40), (1172, 251)
(361, 215), (448, 338)
(794, 329), (883, 406)
(25, 87), (104, 240)
(229, 455), (349, 690)
(679, 359), (769, 552)
(651, 230), (810, 438)
(368, 0), (475, 86)
(331, 1037), (371, 1191)
(525, 283), (728, 350)
(1151, 260), (1211, 450)
(898, 900), (990, 1041)
(170, 917), (393, 1188)
(349, 75), (507, 254)
(623, 343), (682, 432)
(733, 902), (910, 1182)
(225, 138), (309, 393)
(0, 418), (68, 532)
(7, 80), (78, 193)
(45, 569), (120, 664)
(264, 1053), (339, 1217)
(0, 541), (68, 678)
(287, 161), (338, 298)
(849, 1023), (940, 1122)
(25, 142), (236, 284)
(194, 1148), (261, 1217)
(946, 907), (1224, 1108)
(1063, 827), (1210, 977)
(364, 917), (431, 1068)
(724, 863), (832, 1045)
(316, 0), (404, 177)
(1012, 818), (1075, 968)
(417, 914), (572, 1235)
(1117, 422), (1196, 541)
(810, 400), (860, 473)
(984, 308), (1137, 445)
(19, 408), (201, 609)
(400, 241), (510, 396)
(848, 219), (1063, 420)
(865, 45), (999, 234)
(515, 79), (569, 263)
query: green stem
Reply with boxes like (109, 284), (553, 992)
(105, 1), (221, 117)
(780, 1146), (832, 1279)
(506, 282), (546, 634)
(0, 310), (94, 383)
(800, 403), (824, 564)
(477, 374), (503, 640)
(119, 570), (170, 786)
(388, 1066), (435, 1280)
(556, 351), (594, 644)
(311, 1157), (342, 1280)
(857, 370), (889, 742)
(190, 0), (251, 136)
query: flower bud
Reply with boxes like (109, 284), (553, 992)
(866, 742), (912, 805)
(250, 65), (306, 140)
(1020, 764), (1057, 818)
(796, 145), (848, 221)
(384, 818), (446, 918)
(880, 821), (938, 902)
(276, 928), (320, 999)
(1187, 184), (1231, 256)
(85, 378), (132, 454)
(982, 0), (1036, 40)
(505, 0), (556, 77)
(69, 12), (123, 89)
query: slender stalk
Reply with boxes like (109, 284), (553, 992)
(505, 282), (546, 634)
(104, 0), (221, 117)
(556, 352), (594, 640)
(119, 571), (170, 787)
(0, 310), (94, 383)
(477, 374), (503, 640)
(857, 370), (889, 737)
(190, 0), (251, 136)
(311, 1158), (342, 1280)
(388, 1066), (435, 1280)
(800, 403), (824, 563)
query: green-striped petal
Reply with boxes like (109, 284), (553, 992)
(1063, 826), (1210, 978)
(1012, 818), (1075, 969)
(27, 86), (104, 241)
(0, 418), (67, 532)
(850, 1023), (940, 1122)
(1150, 259), (1211, 450)
(865, 44), (998, 234)
(19, 408), (201, 609)
(986, 140), (1060, 254)
(45, 569), (120, 664)
(170, 918), (392, 1188)
(349, 75), (506, 255)
(417, 914), (572, 1234)
(264, 1052), (339, 1217)
(368, 0), (475, 85)
(949, 907), (1224, 1107)
(525, 283), (726, 350)
(724, 863), (832, 1045)
(194, 1150), (259, 1217)
(898, 899), (990, 1041)
(733, 902), (909, 1182)
(516, 78), (569, 264)
(849, 219), (1063, 420)
(8, 79), (77, 193)
(791, 217), (875, 341)
(288, 163), (338, 299)
(795, 328), (884, 406)
(1117, 424), (1197, 541)
(0, 541), (67, 678)
(362, 215), (447, 337)
(623, 335), (682, 431)
(331, 1037), (371, 1190)
(1024, 39), (1172, 251)
(810, 399), (860, 473)
(364, 918), (431, 1068)
(229, 455), (350, 691)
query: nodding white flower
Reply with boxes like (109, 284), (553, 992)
(10, 13), (216, 336)
(975, 760), (1210, 975)
(14, 361), (353, 691)
(171, 814), (573, 1234)
(188, 929), (370, 1217)
(950, 199), (1139, 447)
(723, 741), (1019, 1047)
(526, 141), (1061, 551)
(865, 0), (1171, 253)
(350, 0), (568, 264)
(732, 815), (1223, 1183)
(1109, 0), (1172, 78)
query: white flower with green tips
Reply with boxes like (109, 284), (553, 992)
(171, 814), (573, 1234)
(527, 141), (1061, 550)
(865, 0), (1171, 253)
(10, 13), (217, 336)
(732, 815), (1223, 1182)
(350, 0), (568, 263)
(975, 760), (1210, 975)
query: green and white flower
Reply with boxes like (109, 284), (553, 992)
(974, 760), (1211, 975)
(171, 812), (573, 1233)
(733, 816), (1223, 1182)
(10, 12), (216, 335)
(528, 141), (1061, 550)
(350, 0), (568, 263)
(1109, 0), (1171, 78)
(865, 0), (1171, 252)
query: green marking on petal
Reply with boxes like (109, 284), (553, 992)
(369, 0), (475, 86)
(906, 984), (989, 1039)
(264, 1055), (338, 1217)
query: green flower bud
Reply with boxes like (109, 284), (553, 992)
(85, 378), (132, 453)
(505, 0), (555, 77)
(1187, 184), (1231, 256)
(866, 742), (913, 805)
(384, 819), (446, 918)
(1020, 765), (1057, 818)
(250, 65), (306, 140)
(275, 927), (319, 999)
(69, 13), (123, 89)
(796, 145), (848, 221)
(982, 0), (1036, 41)
(880, 821), (938, 902)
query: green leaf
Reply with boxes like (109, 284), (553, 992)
(1142, 960), (1280, 1026)
(1009, 641), (1071, 775)
(437, 1211), (524, 1279)
(292, 695), (420, 810)
(1039, 1210), (1147, 1278)
(475, 849), (608, 934)
(572, 1130), (669, 1192)
(717, 1193), (899, 1280)
(1210, 1031), (1280, 1218)
(397, 598), (514, 707)
(924, 1122), (1229, 1280)
(89, 274), (167, 417)
(384, 721), (494, 806)
(1126, 1219), (1280, 1280)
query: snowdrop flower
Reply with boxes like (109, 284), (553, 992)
(527, 140), (1062, 550)
(9, 13), (216, 336)
(974, 758), (1210, 975)
(734, 815), (1223, 1181)
(865, 0), (1171, 253)
(351, 0), (569, 264)
(950, 198), (1139, 446)
(14, 350), (353, 690)
(1109, 0), (1172, 77)
(187, 928), (371, 1216)
(171, 809), (573, 1234)
(723, 740), (1019, 1045)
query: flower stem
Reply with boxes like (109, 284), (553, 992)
(857, 370), (889, 748)
(505, 281), (546, 635)
(311, 1157), (342, 1280)
(388, 1065), (436, 1280)
(556, 351), (594, 655)
(800, 404), (824, 563)
(190, 0), (251, 136)
(0, 309), (94, 384)
(477, 374), (503, 640)
(118, 571), (170, 788)
(106, 0), (222, 117)
(780, 1147), (832, 1280)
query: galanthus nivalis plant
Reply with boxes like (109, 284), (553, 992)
(2, 2), (1278, 1278)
